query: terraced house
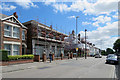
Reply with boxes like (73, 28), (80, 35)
(0, 12), (27, 55)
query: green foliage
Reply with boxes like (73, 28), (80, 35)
(106, 48), (114, 54)
(0, 50), (9, 61)
(8, 55), (34, 61)
(101, 50), (107, 55)
(113, 39), (120, 52)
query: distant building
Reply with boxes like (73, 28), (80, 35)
(0, 12), (27, 55)
(64, 30), (100, 56)
(23, 20), (68, 58)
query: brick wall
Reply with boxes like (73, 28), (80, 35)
(25, 24), (33, 54)
(1, 20), (27, 55)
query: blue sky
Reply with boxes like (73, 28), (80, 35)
(1, 2), (97, 34)
(0, 0), (118, 50)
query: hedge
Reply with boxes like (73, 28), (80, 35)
(8, 55), (34, 61)
(0, 50), (9, 61)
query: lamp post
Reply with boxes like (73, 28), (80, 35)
(76, 16), (79, 60)
(85, 29), (87, 59)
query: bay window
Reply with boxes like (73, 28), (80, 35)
(13, 45), (19, 55)
(4, 44), (11, 55)
(4, 24), (20, 38)
(13, 27), (20, 38)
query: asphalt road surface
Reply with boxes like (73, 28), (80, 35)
(2, 56), (116, 78)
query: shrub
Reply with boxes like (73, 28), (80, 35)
(0, 50), (9, 61)
(8, 55), (34, 61)
(23, 55), (34, 59)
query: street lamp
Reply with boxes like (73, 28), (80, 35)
(76, 16), (79, 60)
(85, 29), (87, 59)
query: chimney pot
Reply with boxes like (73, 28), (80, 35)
(13, 12), (18, 19)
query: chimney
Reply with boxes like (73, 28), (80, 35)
(13, 12), (18, 19)
(50, 25), (52, 29)
(72, 30), (75, 34)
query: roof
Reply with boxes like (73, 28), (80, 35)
(0, 13), (27, 29)
(23, 20), (68, 36)
(0, 13), (8, 19)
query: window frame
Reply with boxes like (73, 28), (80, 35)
(22, 30), (25, 40)
(13, 45), (20, 55)
(4, 44), (12, 55)
(13, 26), (20, 39)
(4, 23), (20, 39)
(4, 24), (12, 37)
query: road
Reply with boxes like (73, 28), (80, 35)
(2, 56), (116, 78)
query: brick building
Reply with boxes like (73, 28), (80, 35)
(0, 12), (27, 55)
(23, 20), (68, 58)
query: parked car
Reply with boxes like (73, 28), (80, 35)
(95, 54), (102, 58)
(90, 53), (95, 57)
(73, 53), (77, 57)
(106, 54), (118, 64)
(117, 54), (120, 59)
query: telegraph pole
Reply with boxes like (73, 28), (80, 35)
(85, 29), (87, 59)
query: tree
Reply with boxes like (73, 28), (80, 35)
(113, 39), (120, 53)
(101, 50), (107, 55)
(106, 48), (114, 54)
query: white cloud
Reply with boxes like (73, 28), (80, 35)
(79, 21), (118, 50)
(44, 0), (56, 5)
(0, 3), (16, 11)
(92, 22), (99, 27)
(52, 3), (70, 13)
(67, 16), (75, 19)
(46, 0), (118, 15)
(82, 22), (91, 25)
(92, 15), (111, 27)
(112, 12), (118, 19)
(14, 0), (38, 9)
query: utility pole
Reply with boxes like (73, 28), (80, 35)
(85, 29), (87, 59)
(76, 16), (79, 60)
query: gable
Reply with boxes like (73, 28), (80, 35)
(6, 17), (19, 24)
(2, 15), (27, 29)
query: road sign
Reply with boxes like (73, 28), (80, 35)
(76, 48), (78, 51)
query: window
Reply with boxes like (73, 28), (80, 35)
(13, 45), (19, 55)
(22, 30), (25, 40)
(13, 27), (20, 38)
(37, 29), (41, 37)
(4, 44), (11, 55)
(4, 24), (12, 37)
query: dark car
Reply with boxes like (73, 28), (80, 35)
(117, 54), (120, 59)
(106, 54), (118, 64)
(95, 54), (102, 58)
(90, 53), (95, 57)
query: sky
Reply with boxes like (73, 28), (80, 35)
(0, 0), (119, 50)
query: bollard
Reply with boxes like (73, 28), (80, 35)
(42, 53), (46, 62)
(70, 53), (73, 59)
(61, 53), (63, 60)
(68, 53), (70, 59)
(34, 55), (40, 62)
(52, 53), (55, 61)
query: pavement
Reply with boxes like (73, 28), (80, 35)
(115, 58), (120, 80)
(1, 56), (117, 78)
